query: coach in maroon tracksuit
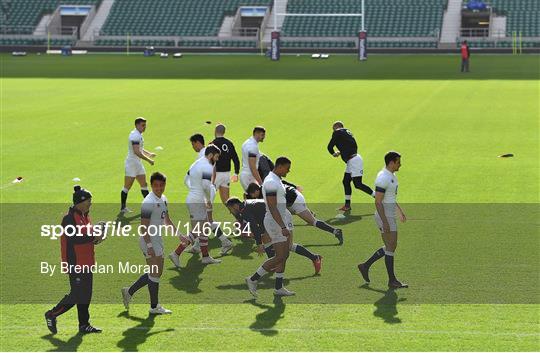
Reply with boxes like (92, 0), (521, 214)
(44, 186), (102, 335)
(461, 40), (471, 73)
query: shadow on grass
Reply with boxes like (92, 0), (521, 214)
(116, 311), (174, 352)
(247, 296), (286, 336)
(41, 332), (83, 352)
(115, 211), (141, 227)
(324, 214), (369, 226)
(216, 274), (315, 292)
(169, 252), (204, 295)
(360, 284), (407, 324)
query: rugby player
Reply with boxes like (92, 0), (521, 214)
(357, 152), (408, 289)
(245, 157), (296, 297)
(239, 126), (265, 191)
(245, 182), (344, 245)
(169, 145), (233, 267)
(211, 124), (240, 204)
(120, 118), (156, 213)
(327, 121), (374, 212)
(121, 172), (173, 314)
(226, 197), (323, 274)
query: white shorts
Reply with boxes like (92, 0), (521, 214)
(187, 202), (208, 221)
(139, 236), (164, 258)
(374, 212), (397, 233)
(288, 191), (308, 215)
(345, 155), (364, 177)
(214, 172), (230, 189)
(240, 171), (256, 191)
(263, 212), (293, 245)
(125, 159), (146, 178)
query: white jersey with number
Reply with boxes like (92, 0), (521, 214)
(262, 171), (290, 221)
(126, 129), (143, 161)
(241, 137), (260, 174)
(186, 157), (213, 203)
(374, 167), (398, 217)
(141, 192), (168, 235)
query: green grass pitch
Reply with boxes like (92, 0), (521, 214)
(1, 53), (539, 351)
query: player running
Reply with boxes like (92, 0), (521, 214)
(245, 157), (296, 297)
(245, 182), (343, 245)
(121, 172), (174, 314)
(357, 152), (408, 289)
(240, 126), (265, 191)
(169, 145), (233, 267)
(327, 121), (374, 212)
(121, 117), (156, 213)
(226, 197), (323, 274)
(211, 123), (240, 204)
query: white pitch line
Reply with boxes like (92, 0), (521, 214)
(3, 326), (539, 338)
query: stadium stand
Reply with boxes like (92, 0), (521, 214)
(281, 0), (445, 37)
(1, 0), (100, 33)
(489, 0), (539, 36)
(100, 0), (271, 37)
(0, 37), (74, 46)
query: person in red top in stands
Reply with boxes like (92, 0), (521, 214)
(461, 40), (471, 73)
(44, 186), (103, 335)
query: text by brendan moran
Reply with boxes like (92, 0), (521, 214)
(40, 262), (158, 276)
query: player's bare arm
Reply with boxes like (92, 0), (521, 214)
(140, 217), (155, 257)
(135, 146), (154, 165)
(375, 191), (390, 233)
(267, 194), (290, 237)
(249, 156), (262, 184)
(142, 149), (156, 158)
(396, 203), (406, 222)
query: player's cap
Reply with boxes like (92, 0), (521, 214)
(73, 185), (92, 205)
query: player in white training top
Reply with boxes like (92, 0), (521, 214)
(121, 172), (177, 315)
(245, 157), (296, 297)
(169, 145), (233, 267)
(240, 126), (265, 191)
(358, 151), (408, 289)
(121, 117), (156, 213)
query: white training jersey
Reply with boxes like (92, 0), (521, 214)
(241, 136), (260, 174)
(374, 167), (398, 217)
(186, 157), (213, 202)
(262, 171), (289, 220)
(127, 128), (144, 161)
(184, 147), (207, 188)
(140, 192), (168, 236)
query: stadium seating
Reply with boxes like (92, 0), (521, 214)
(490, 0), (540, 36)
(457, 40), (540, 48)
(280, 40), (438, 49)
(95, 39), (175, 47)
(0, 38), (74, 46)
(1, 0), (100, 33)
(100, 0), (271, 37)
(281, 0), (445, 37)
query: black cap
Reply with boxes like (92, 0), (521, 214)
(73, 185), (92, 205)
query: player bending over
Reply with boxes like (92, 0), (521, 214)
(357, 152), (408, 289)
(121, 172), (174, 314)
(226, 197), (323, 274)
(327, 121), (374, 212)
(245, 182), (343, 245)
(121, 117), (156, 213)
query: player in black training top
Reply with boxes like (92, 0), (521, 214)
(327, 121), (374, 212)
(211, 123), (240, 204)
